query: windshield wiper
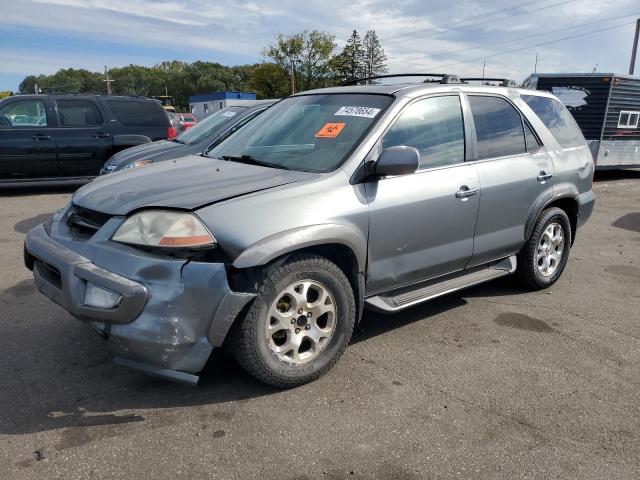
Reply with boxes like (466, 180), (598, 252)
(220, 154), (290, 170)
(171, 138), (185, 144)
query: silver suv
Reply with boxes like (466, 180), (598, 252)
(24, 74), (595, 387)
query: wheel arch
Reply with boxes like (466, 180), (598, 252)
(525, 195), (579, 245)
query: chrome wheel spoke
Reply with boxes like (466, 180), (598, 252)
(536, 222), (565, 277)
(265, 278), (338, 365)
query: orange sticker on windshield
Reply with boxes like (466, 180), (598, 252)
(315, 122), (345, 139)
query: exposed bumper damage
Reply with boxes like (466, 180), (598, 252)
(24, 221), (255, 385)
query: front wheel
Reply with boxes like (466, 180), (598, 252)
(517, 207), (572, 289)
(232, 253), (356, 388)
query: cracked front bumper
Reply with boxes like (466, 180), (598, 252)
(24, 222), (255, 382)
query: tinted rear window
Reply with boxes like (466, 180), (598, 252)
(106, 100), (168, 127)
(468, 95), (526, 160)
(521, 94), (584, 148)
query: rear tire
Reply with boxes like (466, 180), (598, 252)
(232, 253), (356, 388)
(517, 207), (572, 290)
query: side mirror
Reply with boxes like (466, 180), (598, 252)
(374, 146), (420, 177)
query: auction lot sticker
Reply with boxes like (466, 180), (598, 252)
(315, 122), (346, 138)
(334, 106), (381, 118)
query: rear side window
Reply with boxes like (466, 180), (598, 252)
(521, 94), (584, 148)
(107, 100), (168, 127)
(382, 95), (465, 169)
(468, 96), (526, 160)
(57, 100), (102, 127)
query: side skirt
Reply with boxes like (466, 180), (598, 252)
(364, 255), (516, 313)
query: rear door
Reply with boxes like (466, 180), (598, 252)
(366, 94), (481, 294)
(54, 98), (111, 176)
(0, 97), (59, 180)
(465, 94), (554, 267)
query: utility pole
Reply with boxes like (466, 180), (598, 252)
(630, 18), (640, 75)
(103, 65), (115, 95)
(482, 59), (486, 80)
(34, 83), (38, 94)
(534, 52), (538, 73)
(290, 60), (296, 95)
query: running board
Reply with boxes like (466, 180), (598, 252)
(365, 255), (517, 313)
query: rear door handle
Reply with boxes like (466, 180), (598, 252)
(455, 185), (479, 199)
(94, 132), (110, 138)
(32, 135), (52, 140)
(537, 171), (553, 182)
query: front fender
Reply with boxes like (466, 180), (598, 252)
(231, 223), (367, 272)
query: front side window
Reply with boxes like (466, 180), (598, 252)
(207, 94), (392, 172)
(0, 99), (48, 128)
(521, 94), (584, 148)
(382, 95), (465, 169)
(618, 110), (639, 129)
(57, 100), (102, 127)
(468, 95), (526, 160)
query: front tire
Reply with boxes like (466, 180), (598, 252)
(232, 253), (356, 388)
(517, 207), (572, 289)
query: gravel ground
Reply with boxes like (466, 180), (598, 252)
(1, 171), (639, 480)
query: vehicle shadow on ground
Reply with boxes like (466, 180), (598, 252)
(0, 184), (81, 197)
(593, 169), (640, 182)
(0, 273), (524, 437)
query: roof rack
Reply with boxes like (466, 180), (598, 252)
(461, 77), (518, 87)
(341, 73), (461, 86)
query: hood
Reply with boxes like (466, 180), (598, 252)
(73, 155), (317, 215)
(105, 140), (185, 168)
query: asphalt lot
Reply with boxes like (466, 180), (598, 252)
(1, 172), (639, 480)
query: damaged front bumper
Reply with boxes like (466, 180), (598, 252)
(24, 218), (255, 385)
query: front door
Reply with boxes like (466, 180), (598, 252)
(54, 99), (111, 176)
(464, 94), (555, 267)
(366, 94), (480, 295)
(0, 98), (59, 180)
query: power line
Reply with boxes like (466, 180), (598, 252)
(407, 11), (640, 60)
(385, 0), (580, 46)
(426, 21), (637, 70)
(383, 0), (555, 43)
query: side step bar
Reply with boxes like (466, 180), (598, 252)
(365, 255), (517, 313)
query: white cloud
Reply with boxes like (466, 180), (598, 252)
(1, 0), (639, 89)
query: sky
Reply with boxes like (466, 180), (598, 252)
(0, 0), (639, 92)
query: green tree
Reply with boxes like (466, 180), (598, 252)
(265, 30), (337, 93)
(247, 63), (289, 98)
(333, 30), (365, 82)
(362, 30), (388, 78)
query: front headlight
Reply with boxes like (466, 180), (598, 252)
(122, 159), (153, 171)
(112, 210), (216, 248)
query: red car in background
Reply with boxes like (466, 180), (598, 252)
(179, 113), (197, 130)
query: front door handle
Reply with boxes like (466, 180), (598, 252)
(32, 134), (52, 140)
(455, 185), (479, 199)
(537, 171), (554, 182)
(94, 132), (110, 138)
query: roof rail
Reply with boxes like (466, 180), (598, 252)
(461, 77), (518, 87)
(341, 73), (461, 86)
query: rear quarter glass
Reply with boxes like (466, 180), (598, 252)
(106, 100), (168, 127)
(521, 94), (585, 148)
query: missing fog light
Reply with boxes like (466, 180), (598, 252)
(84, 282), (122, 308)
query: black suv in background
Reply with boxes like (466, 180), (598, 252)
(0, 94), (171, 184)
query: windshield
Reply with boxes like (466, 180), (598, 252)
(177, 107), (245, 145)
(206, 94), (392, 172)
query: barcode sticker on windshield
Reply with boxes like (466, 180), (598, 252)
(221, 111), (237, 117)
(334, 106), (381, 118)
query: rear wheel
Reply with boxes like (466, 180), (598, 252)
(517, 207), (572, 289)
(232, 253), (356, 388)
